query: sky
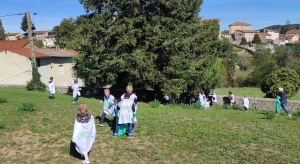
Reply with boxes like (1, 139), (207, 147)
(0, 0), (299, 33)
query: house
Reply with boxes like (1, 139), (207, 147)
(35, 48), (82, 87)
(229, 21), (252, 34)
(0, 40), (82, 87)
(43, 34), (56, 48)
(286, 29), (300, 37)
(0, 41), (48, 85)
(35, 30), (48, 40)
(221, 32), (231, 39)
(264, 29), (279, 41)
(5, 33), (22, 40)
(274, 35), (298, 46)
(258, 32), (271, 43)
(233, 30), (258, 44)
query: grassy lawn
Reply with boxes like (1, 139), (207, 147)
(215, 87), (300, 100)
(0, 88), (300, 163)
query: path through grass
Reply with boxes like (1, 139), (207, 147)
(0, 88), (299, 163)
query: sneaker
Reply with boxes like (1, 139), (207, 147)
(82, 160), (90, 164)
(275, 113), (278, 116)
(288, 114), (292, 117)
(112, 133), (118, 138)
(97, 124), (103, 127)
(128, 134), (134, 138)
(72, 101), (76, 104)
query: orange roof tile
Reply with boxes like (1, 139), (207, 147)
(286, 30), (300, 35)
(294, 41), (300, 44)
(4, 48), (49, 58)
(229, 21), (251, 26)
(0, 40), (29, 48)
(259, 32), (271, 36)
(35, 31), (48, 34)
(5, 33), (21, 36)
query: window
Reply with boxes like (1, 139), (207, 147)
(59, 65), (64, 77)
(37, 59), (41, 67)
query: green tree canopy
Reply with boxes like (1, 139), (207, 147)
(240, 37), (247, 45)
(20, 14), (36, 32)
(261, 67), (300, 98)
(53, 17), (78, 49)
(71, 0), (236, 100)
(252, 34), (262, 44)
(0, 19), (5, 40)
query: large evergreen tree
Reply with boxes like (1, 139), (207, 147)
(0, 19), (5, 40)
(252, 34), (262, 44)
(20, 15), (36, 32)
(73, 0), (235, 99)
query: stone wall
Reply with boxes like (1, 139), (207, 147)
(216, 95), (300, 111)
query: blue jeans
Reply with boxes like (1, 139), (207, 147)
(49, 92), (54, 97)
(100, 112), (106, 124)
(279, 103), (290, 114)
(114, 123), (133, 135)
(73, 94), (80, 101)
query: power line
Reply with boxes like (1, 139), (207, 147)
(0, 13), (24, 17)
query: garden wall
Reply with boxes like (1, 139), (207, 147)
(217, 95), (300, 111)
(1, 85), (299, 111)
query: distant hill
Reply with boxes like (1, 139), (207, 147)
(262, 24), (300, 30)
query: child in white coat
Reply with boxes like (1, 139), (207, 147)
(47, 77), (55, 99)
(243, 94), (249, 111)
(72, 79), (81, 104)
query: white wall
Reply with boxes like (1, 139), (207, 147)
(0, 51), (31, 85)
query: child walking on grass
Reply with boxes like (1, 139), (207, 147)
(72, 79), (81, 104)
(72, 103), (96, 164)
(98, 88), (116, 127)
(243, 94), (249, 111)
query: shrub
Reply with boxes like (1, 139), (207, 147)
(26, 66), (46, 92)
(0, 97), (7, 103)
(223, 104), (231, 110)
(265, 111), (275, 120)
(0, 120), (5, 129)
(149, 100), (160, 108)
(260, 68), (300, 98)
(18, 102), (36, 112)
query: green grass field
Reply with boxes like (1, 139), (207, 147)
(215, 87), (300, 100)
(0, 88), (300, 163)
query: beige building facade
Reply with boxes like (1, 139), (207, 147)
(5, 33), (22, 40)
(229, 22), (252, 34)
(234, 30), (258, 44)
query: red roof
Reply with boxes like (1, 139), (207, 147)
(286, 30), (300, 35)
(229, 21), (251, 26)
(294, 41), (300, 44)
(259, 32), (271, 36)
(0, 48), (48, 58)
(0, 40), (48, 58)
(5, 33), (21, 36)
(35, 31), (48, 34)
(0, 40), (29, 48)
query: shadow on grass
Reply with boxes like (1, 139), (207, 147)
(69, 141), (90, 160)
(94, 116), (116, 132)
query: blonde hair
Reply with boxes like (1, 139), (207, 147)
(126, 85), (133, 93)
(278, 88), (284, 92)
(76, 103), (89, 116)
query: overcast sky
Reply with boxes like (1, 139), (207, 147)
(0, 0), (298, 33)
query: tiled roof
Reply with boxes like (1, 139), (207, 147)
(5, 33), (21, 36)
(0, 48), (49, 58)
(294, 41), (300, 44)
(35, 31), (48, 34)
(259, 32), (271, 36)
(0, 40), (29, 48)
(35, 48), (77, 57)
(286, 30), (300, 35)
(284, 35), (295, 39)
(230, 21), (251, 26)
(235, 30), (258, 33)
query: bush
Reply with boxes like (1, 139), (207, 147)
(0, 120), (5, 129)
(18, 102), (36, 112)
(149, 100), (160, 108)
(26, 66), (46, 92)
(260, 68), (300, 98)
(223, 104), (231, 110)
(0, 97), (7, 103)
(265, 111), (275, 120)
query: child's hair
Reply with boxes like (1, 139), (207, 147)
(228, 91), (232, 94)
(124, 93), (131, 99)
(244, 94), (248, 97)
(104, 88), (110, 92)
(76, 103), (88, 116)
(50, 77), (53, 80)
(278, 88), (284, 92)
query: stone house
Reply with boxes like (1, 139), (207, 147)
(229, 21), (252, 34)
(234, 30), (258, 44)
(5, 33), (22, 40)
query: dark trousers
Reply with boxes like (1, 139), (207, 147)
(73, 94), (80, 101)
(100, 112), (106, 124)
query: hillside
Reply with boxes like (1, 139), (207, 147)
(263, 23), (300, 30)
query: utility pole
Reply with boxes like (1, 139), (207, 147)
(26, 11), (36, 68)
